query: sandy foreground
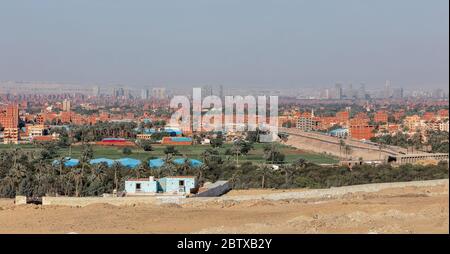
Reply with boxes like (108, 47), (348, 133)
(0, 180), (448, 234)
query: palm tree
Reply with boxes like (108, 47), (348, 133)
(229, 169), (243, 189)
(179, 157), (191, 175)
(344, 145), (352, 160)
(111, 162), (122, 193)
(231, 144), (242, 166)
(89, 164), (106, 183)
(263, 143), (276, 164)
(378, 142), (386, 161)
(162, 163), (177, 177)
(293, 158), (307, 169)
(76, 144), (94, 197)
(34, 161), (52, 196)
(86, 164), (107, 196)
(281, 165), (296, 186)
(68, 169), (81, 197)
(339, 139), (345, 159)
(9, 163), (27, 195)
(195, 164), (208, 185)
(257, 164), (272, 189)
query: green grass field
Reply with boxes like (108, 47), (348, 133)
(0, 143), (338, 164)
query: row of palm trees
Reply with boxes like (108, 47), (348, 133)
(3, 143), (447, 197)
(0, 146), (210, 198)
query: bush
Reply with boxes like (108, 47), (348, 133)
(138, 140), (153, 151)
(122, 147), (132, 155)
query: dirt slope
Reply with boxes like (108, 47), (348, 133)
(0, 180), (448, 234)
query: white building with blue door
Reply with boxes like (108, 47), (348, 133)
(125, 176), (197, 195)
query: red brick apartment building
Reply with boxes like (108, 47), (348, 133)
(374, 111), (388, 123)
(349, 117), (374, 140)
(392, 110), (405, 121)
(0, 104), (20, 144)
(349, 125), (375, 140)
(59, 111), (73, 124)
(336, 111), (349, 123)
(422, 112), (435, 121)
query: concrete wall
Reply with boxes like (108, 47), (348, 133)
(281, 127), (407, 160)
(284, 131), (389, 160)
(15, 196), (27, 205)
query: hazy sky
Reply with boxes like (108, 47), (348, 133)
(0, 0), (448, 89)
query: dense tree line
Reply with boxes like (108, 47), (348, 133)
(0, 142), (447, 198)
(371, 130), (449, 153)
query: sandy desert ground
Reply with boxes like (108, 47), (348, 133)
(0, 180), (448, 234)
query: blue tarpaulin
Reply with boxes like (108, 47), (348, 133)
(116, 158), (142, 168)
(173, 158), (203, 167)
(148, 158), (165, 168)
(53, 157), (204, 169)
(148, 158), (203, 168)
(90, 158), (115, 167)
(52, 157), (80, 167)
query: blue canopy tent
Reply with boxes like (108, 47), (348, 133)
(148, 158), (203, 168)
(173, 158), (203, 167)
(52, 157), (80, 167)
(90, 158), (115, 167)
(148, 158), (165, 168)
(188, 159), (203, 167)
(116, 158), (142, 168)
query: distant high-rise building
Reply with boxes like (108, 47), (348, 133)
(113, 87), (125, 99)
(334, 83), (343, 100)
(62, 99), (71, 112)
(141, 89), (149, 100)
(0, 103), (20, 144)
(219, 85), (224, 99)
(384, 80), (392, 98)
(0, 103), (19, 128)
(152, 88), (166, 100)
(202, 85), (213, 98)
(357, 83), (366, 99)
(320, 89), (330, 99)
(345, 83), (357, 99)
(432, 89), (444, 99)
(392, 88), (404, 99)
(124, 89), (131, 100)
(93, 86), (100, 97)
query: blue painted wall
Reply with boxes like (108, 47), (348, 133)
(159, 177), (196, 194)
(125, 180), (158, 193)
(125, 177), (196, 194)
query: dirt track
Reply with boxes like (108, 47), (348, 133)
(0, 180), (448, 234)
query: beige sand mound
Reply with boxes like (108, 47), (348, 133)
(0, 180), (448, 234)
